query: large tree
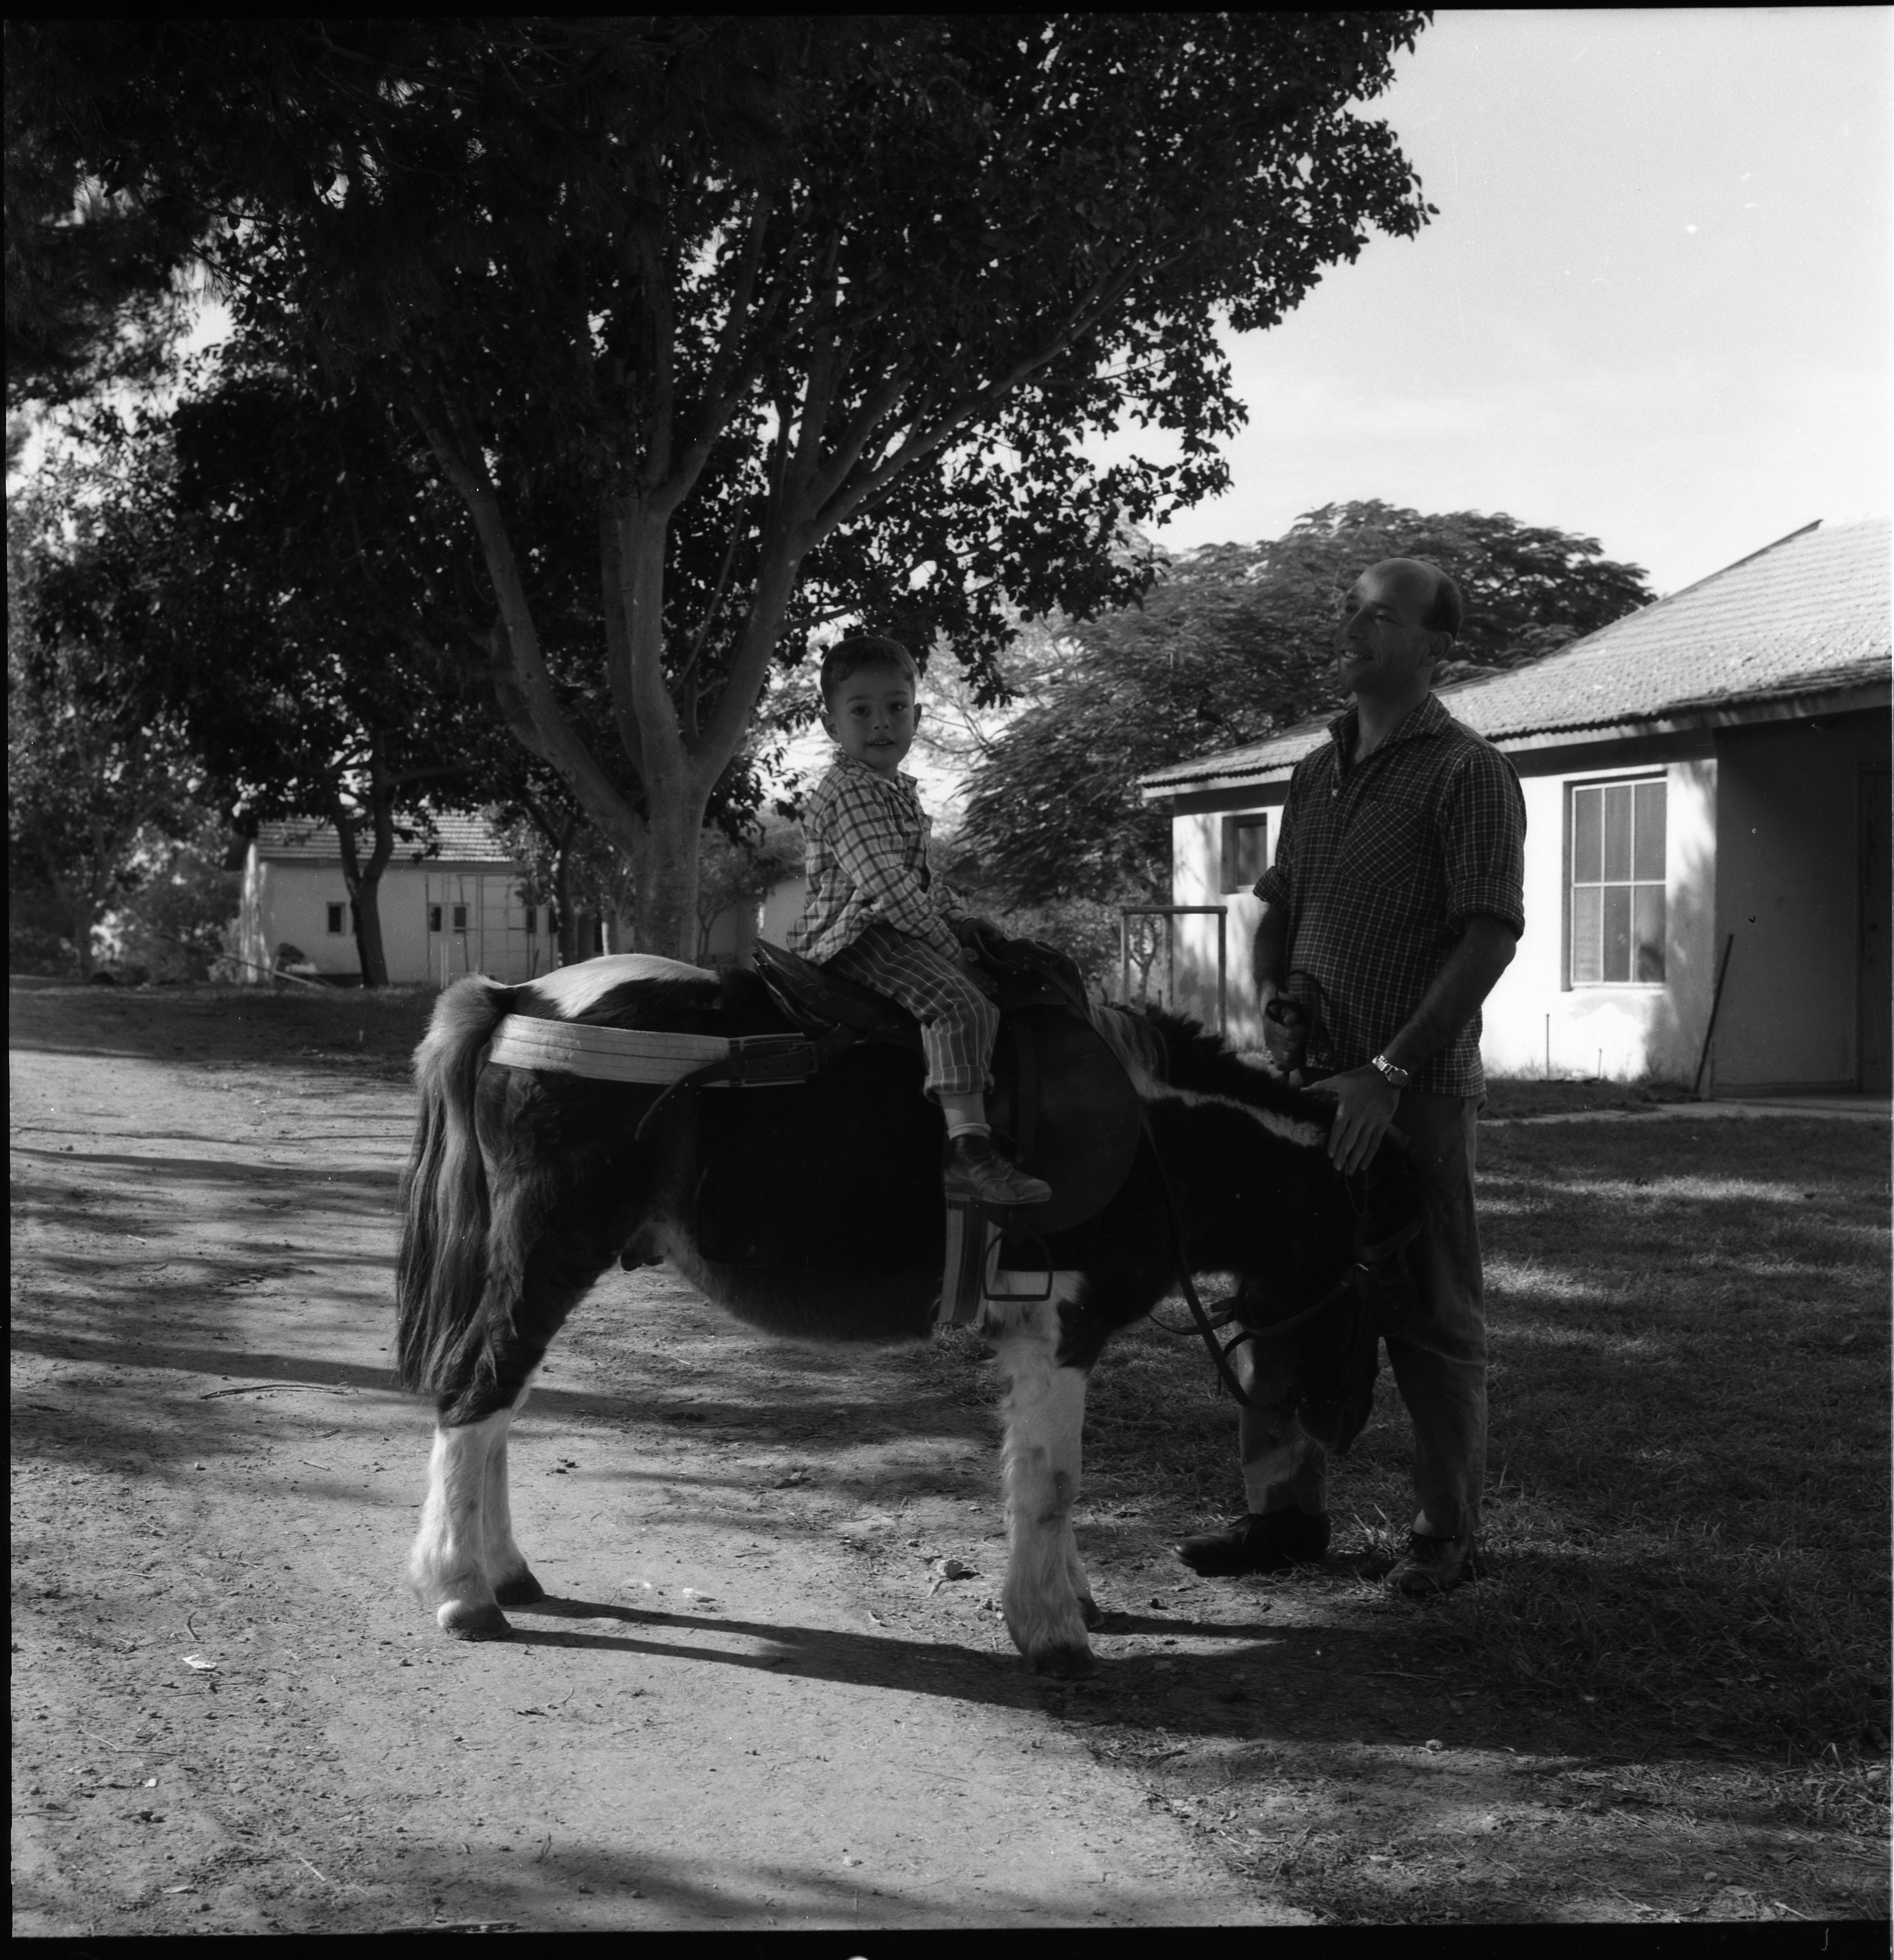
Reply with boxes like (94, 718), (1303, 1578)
(958, 501), (1655, 904)
(11, 16), (1436, 958)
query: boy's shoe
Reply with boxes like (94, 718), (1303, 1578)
(946, 1132), (1051, 1206)
(1387, 1532), (1482, 1597)
(1175, 1510), (1330, 1576)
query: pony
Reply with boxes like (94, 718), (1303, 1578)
(394, 953), (1422, 1678)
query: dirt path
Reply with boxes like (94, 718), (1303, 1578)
(10, 986), (1297, 1933)
(11, 984), (1882, 1934)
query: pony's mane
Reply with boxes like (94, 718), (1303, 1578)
(1130, 1005), (1340, 1128)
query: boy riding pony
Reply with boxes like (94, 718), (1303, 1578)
(788, 633), (1051, 1208)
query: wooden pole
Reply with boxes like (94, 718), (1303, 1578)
(1217, 909), (1228, 1035)
(1692, 933), (1737, 1101)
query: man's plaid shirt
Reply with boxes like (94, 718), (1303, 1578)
(1254, 693), (1526, 1097)
(787, 749), (966, 965)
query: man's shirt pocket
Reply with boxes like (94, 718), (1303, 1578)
(1337, 794), (1430, 889)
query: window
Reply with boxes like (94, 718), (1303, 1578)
(326, 902), (345, 935)
(1569, 778), (1666, 984)
(452, 903), (468, 933)
(522, 906), (537, 936)
(1219, 813), (1270, 893)
(427, 905), (442, 934)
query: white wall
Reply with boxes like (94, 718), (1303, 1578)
(1170, 806), (1270, 1046)
(1166, 754), (1721, 1082)
(1711, 715), (1884, 1090)
(1483, 758), (1717, 1083)
(758, 873), (808, 950)
(239, 857), (547, 985)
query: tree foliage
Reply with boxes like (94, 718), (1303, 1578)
(96, 812), (242, 984)
(26, 396), (475, 985)
(2, 26), (201, 408)
(10, 15), (1435, 956)
(959, 500), (1655, 904)
(8, 474), (209, 977)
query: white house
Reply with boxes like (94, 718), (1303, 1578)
(1139, 518), (1891, 1096)
(236, 811), (787, 986)
(235, 814), (548, 986)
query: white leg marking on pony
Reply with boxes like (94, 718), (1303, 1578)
(991, 1282), (1096, 1677)
(1065, 1518), (1103, 1631)
(407, 1408), (513, 1640)
(481, 1387), (544, 1606)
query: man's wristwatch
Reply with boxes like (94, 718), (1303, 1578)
(1368, 1053), (1411, 1089)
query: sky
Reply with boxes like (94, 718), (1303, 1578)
(1114, 7), (1892, 598)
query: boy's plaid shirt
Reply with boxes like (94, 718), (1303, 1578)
(787, 750), (965, 964)
(1254, 693), (1526, 1097)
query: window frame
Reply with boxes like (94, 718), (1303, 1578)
(1218, 811), (1270, 895)
(1565, 773), (1668, 990)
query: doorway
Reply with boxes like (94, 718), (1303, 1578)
(1860, 768), (1890, 1093)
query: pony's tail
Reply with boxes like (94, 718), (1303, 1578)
(395, 975), (519, 1400)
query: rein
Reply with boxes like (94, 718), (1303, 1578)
(1138, 1109), (1424, 1413)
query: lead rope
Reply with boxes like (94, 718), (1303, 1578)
(1137, 1114), (1271, 1411)
(1139, 1111), (1428, 1411)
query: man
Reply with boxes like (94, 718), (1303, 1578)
(1176, 557), (1525, 1597)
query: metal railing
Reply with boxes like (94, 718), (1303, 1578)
(1119, 904), (1227, 1033)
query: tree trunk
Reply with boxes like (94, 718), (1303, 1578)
(326, 744), (398, 989)
(630, 790), (707, 960)
(551, 815), (578, 967)
(350, 863), (392, 988)
(67, 885), (97, 980)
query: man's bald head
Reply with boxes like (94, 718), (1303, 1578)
(1335, 558), (1464, 711)
(1361, 558), (1462, 642)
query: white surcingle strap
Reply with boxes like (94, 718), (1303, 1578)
(485, 1016), (733, 1084)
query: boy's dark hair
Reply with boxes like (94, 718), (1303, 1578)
(819, 633), (919, 707)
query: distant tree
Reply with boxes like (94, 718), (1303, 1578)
(31, 373), (542, 986)
(960, 500), (1654, 904)
(11, 16), (1436, 958)
(8, 477), (207, 978)
(98, 812), (242, 983)
(693, 825), (802, 967)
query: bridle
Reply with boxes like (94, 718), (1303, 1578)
(1139, 1111), (1424, 1413)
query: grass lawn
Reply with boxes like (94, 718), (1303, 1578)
(1081, 1111), (1891, 1832)
(1479, 1075), (1698, 1118)
(8, 978), (439, 1080)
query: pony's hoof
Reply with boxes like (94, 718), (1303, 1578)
(1079, 1595), (1106, 1631)
(492, 1569), (546, 1607)
(1032, 1642), (1099, 1680)
(438, 1600), (512, 1641)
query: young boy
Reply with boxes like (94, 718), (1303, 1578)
(787, 633), (1051, 1207)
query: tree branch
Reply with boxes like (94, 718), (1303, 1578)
(411, 392), (646, 857)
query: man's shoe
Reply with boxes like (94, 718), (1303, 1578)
(1174, 1510), (1330, 1577)
(946, 1132), (1051, 1206)
(1388, 1532), (1481, 1598)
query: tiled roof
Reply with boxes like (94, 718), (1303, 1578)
(253, 812), (521, 863)
(1141, 517), (1891, 793)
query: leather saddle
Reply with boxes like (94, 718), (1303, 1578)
(750, 934), (1141, 1237)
